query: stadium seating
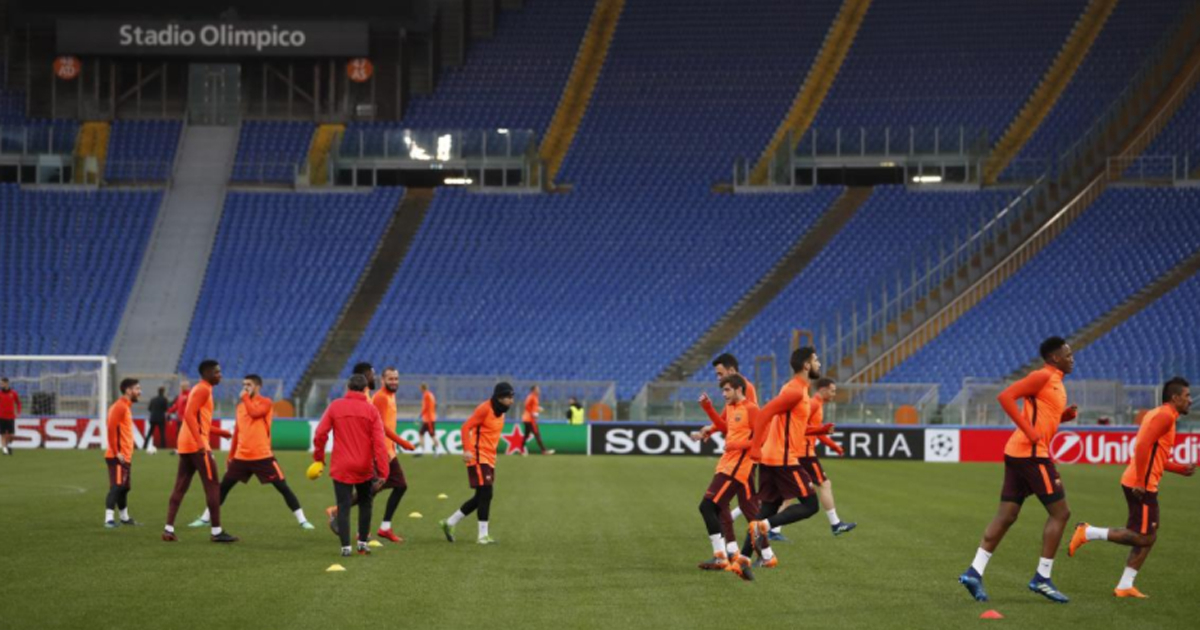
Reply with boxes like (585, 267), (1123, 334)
(231, 120), (314, 183)
(809, 0), (1088, 152)
(0, 184), (161, 355)
(350, 187), (841, 397)
(880, 187), (1200, 399)
(177, 188), (404, 394)
(1010, 0), (1190, 175)
(1072, 273), (1200, 385)
(103, 119), (183, 182)
(0, 86), (77, 154)
(707, 186), (1018, 380)
(1132, 78), (1200, 177)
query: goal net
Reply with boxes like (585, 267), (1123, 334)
(0, 355), (113, 422)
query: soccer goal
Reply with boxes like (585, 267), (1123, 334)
(0, 355), (114, 421)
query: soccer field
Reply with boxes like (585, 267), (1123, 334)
(2, 451), (1197, 629)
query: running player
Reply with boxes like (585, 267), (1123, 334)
(312, 373), (391, 556)
(1068, 377), (1195, 598)
(440, 382), (513, 545)
(694, 374), (759, 581)
(164, 360), (237, 543)
(104, 378), (141, 527)
(711, 353), (758, 405)
(804, 378), (855, 535)
(521, 385), (554, 455)
(0, 377), (21, 455)
(419, 382), (442, 456)
(187, 375), (313, 530)
(959, 337), (1077, 603)
(736, 347), (834, 572)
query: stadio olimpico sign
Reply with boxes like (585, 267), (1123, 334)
(57, 19), (368, 57)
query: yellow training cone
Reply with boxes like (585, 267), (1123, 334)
(409, 511), (423, 519)
(367, 540), (383, 548)
(326, 564), (346, 572)
(437, 493), (449, 499)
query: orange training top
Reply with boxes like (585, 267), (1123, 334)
(715, 398), (758, 483)
(760, 376), (810, 467)
(462, 400), (506, 467)
(522, 392), (540, 423)
(421, 390), (437, 423)
(1121, 404), (1184, 493)
(104, 397), (134, 461)
(178, 380), (214, 454)
(1002, 365), (1068, 459)
(373, 388), (399, 459)
(232, 394), (274, 461)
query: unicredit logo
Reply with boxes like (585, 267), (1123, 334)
(1051, 431), (1084, 463)
(1050, 431), (1134, 465)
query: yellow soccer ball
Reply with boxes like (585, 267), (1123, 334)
(306, 461), (325, 480)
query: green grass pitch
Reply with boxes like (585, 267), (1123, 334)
(1, 450), (1197, 629)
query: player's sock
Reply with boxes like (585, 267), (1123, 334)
(1036, 557), (1054, 579)
(1117, 567), (1137, 590)
(826, 509), (840, 525)
(448, 510), (465, 526)
(105, 509), (115, 522)
(771, 526), (782, 534)
(971, 548), (992, 576)
(729, 507), (743, 521)
(379, 520), (390, 530)
(726, 541), (739, 556)
(165, 524), (175, 533)
(1086, 526), (1109, 541)
(211, 526), (223, 536)
(120, 508), (130, 521)
(709, 533), (724, 555)
(478, 521), (489, 539)
(761, 546), (775, 561)
(200, 508), (211, 522)
(294, 508), (307, 524)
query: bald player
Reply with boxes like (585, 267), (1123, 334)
(959, 337), (1078, 604)
(187, 374), (313, 530)
(440, 382), (513, 545)
(104, 378), (141, 528)
(1069, 377), (1195, 598)
(164, 360), (237, 543)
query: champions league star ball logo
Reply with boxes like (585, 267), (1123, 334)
(923, 429), (960, 462)
(929, 433), (956, 458)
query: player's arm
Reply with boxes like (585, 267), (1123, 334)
(182, 388), (208, 447)
(818, 434), (844, 455)
(805, 423), (835, 435)
(461, 407), (484, 463)
(1165, 459), (1195, 476)
(369, 408), (390, 480)
(996, 371), (1050, 444)
(312, 407), (333, 463)
(106, 407), (121, 462)
(1130, 413), (1173, 493)
(243, 394), (272, 422)
(382, 424), (416, 451)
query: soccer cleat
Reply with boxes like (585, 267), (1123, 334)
(325, 506), (339, 536)
(477, 536), (497, 545)
(725, 554), (754, 582)
(698, 552), (729, 571)
(211, 531), (239, 543)
(121, 519), (141, 526)
(377, 528), (404, 543)
(162, 530), (178, 542)
(1068, 522), (1089, 557)
(1114, 587), (1148, 599)
(749, 521), (771, 552)
(439, 519), (456, 542)
(1028, 576), (1069, 603)
(832, 522), (857, 536)
(300, 521), (316, 531)
(959, 568), (989, 602)
(357, 542), (371, 555)
(105, 520), (119, 529)
(341, 548), (353, 557)
(752, 556), (778, 569)
(767, 530), (790, 543)
(188, 518), (209, 528)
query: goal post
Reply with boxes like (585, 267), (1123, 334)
(0, 355), (114, 421)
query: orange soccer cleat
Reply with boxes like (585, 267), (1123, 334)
(377, 528), (404, 543)
(698, 551), (728, 571)
(1114, 587), (1148, 599)
(724, 553), (755, 582)
(1068, 522), (1090, 557)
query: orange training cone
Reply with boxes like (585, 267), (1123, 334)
(979, 610), (1004, 620)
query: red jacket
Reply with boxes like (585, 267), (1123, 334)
(312, 390), (390, 484)
(0, 389), (21, 419)
(167, 388), (190, 421)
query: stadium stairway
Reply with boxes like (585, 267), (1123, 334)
(840, 12), (1200, 386)
(748, 0), (872, 186)
(292, 188), (433, 399)
(1006, 245), (1200, 380)
(308, 124), (343, 186)
(654, 186), (871, 382)
(111, 125), (237, 377)
(983, 0), (1119, 184)
(537, 0), (625, 187)
(72, 121), (109, 185)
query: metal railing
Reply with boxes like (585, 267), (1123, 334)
(945, 379), (1160, 427)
